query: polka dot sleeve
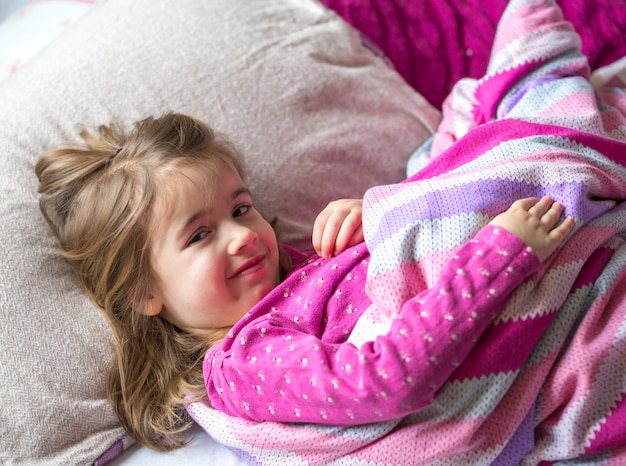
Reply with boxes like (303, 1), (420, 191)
(204, 225), (540, 424)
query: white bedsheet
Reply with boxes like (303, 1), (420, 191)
(108, 423), (252, 466)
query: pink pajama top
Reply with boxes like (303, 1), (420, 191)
(203, 225), (539, 425)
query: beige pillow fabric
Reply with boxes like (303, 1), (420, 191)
(0, 0), (439, 464)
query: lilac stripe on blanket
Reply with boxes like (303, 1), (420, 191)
(188, 0), (626, 464)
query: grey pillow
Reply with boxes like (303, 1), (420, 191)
(0, 0), (439, 463)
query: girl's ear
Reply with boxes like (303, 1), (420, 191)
(141, 296), (163, 316)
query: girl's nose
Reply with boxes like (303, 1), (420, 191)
(227, 223), (258, 254)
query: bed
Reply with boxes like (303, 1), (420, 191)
(1, 0), (626, 465)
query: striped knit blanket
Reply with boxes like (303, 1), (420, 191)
(188, 0), (626, 464)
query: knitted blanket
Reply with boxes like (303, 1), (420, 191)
(188, 0), (626, 464)
(319, 0), (626, 108)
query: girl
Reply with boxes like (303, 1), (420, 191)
(35, 112), (573, 451)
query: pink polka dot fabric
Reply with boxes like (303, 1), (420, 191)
(189, 1), (626, 464)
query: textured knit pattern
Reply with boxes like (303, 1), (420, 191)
(319, 0), (626, 108)
(188, 0), (626, 464)
(204, 227), (537, 425)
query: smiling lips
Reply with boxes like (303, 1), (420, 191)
(229, 254), (266, 279)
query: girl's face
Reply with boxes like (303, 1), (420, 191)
(146, 162), (281, 336)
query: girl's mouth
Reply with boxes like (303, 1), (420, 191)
(229, 254), (266, 279)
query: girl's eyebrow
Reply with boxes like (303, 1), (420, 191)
(233, 186), (251, 198)
(176, 211), (204, 242)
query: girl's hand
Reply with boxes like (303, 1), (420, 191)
(489, 196), (575, 262)
(313, 199), (364, 258)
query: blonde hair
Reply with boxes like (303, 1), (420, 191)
(36, 113), (289, 451)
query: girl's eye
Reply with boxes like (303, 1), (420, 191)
(188, 230), (209, 245)
(233, 205), (250, 218)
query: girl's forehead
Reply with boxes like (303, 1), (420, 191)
(165, 159), (241, 193)
(152, 161), (243, 218)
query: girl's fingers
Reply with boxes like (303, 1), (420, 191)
(320, 215), (342, 258)
(333, 213), (362, 255)
(312, 211), (329, 254)
(523, 196), (569, 231)
(549, 216), (575, 239)
(527, 195), (552, 216)
(510, 197), (539, 210)
(319, 211), (360, 258)
(313, 200), (363, 257)
(347, 224), (364, 248)
(538, 200), (564, 227)
(313, 208), (338, 256)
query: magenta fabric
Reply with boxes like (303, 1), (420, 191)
(204, 228), (536, 424)
(189, 1), (626, 462)
(319, 0), (626, 108)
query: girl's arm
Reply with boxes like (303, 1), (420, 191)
(205, 197), (572, 425)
